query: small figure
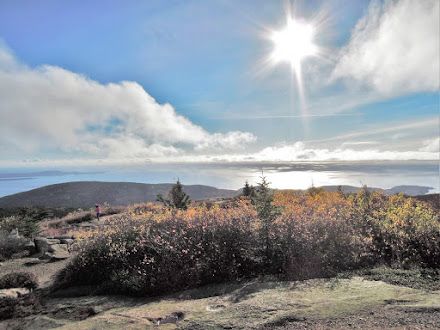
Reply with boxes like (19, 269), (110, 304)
(95, 204), (101, 220)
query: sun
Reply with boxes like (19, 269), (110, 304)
(271, 18), (317, 73)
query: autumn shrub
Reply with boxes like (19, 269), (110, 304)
(55, 190), (439, 296)
(272, 190), (371, 279)
(56, 200), (260, 295)
(369, 194), (439, 268)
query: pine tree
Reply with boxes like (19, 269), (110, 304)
(156, 179), (191, 210)
(253, 175), (280, 270)
(242, 180), (256, 198)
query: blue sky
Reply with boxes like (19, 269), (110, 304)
(0, 0), (438, 166)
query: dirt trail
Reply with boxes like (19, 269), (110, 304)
(0, 257), (71, 289)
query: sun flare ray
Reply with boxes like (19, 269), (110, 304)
(264, 14), (321, 138)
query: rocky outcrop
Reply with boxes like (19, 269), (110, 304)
(33, 236), (75, 261)
(34, 238), (61, 255)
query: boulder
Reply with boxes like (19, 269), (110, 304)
(41, 244), (70, 260)
(34, 238), (61, 254)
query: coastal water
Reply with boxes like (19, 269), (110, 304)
(0, 161), (438, 198)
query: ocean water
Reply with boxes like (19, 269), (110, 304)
(0, 161), (438, 198)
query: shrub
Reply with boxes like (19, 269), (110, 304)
(0, 215), (40, 238)
(54, 191), (440, 297)
(273, 190), (371, 279)
(0, 272), (38, 290)
(56, 200), (260, 295)
(101, 203), (126, 215)
(0, 230), (31, 261)
(368, 194), (440, 268)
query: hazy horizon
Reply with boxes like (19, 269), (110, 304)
(0, 160), (438, 198)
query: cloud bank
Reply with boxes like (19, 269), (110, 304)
(0, 46), (256, 159)
(420, 137), (440, 153)
(332, 0), (439, 95)
(246, 143), (439, 162)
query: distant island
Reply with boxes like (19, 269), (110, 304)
(0, 181), (435, 208)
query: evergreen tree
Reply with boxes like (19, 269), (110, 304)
(242, 180), (256, 198)
(156, 179), (191, 210)
(253, 175), (280, 270)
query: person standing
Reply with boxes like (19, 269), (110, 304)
(96, 204), (101, 220)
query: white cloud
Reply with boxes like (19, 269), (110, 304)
(177, 142), (438, 162)
(341, 141), (378, 146)
(245, 142), (438, 162)
(332, 0), (439, 95)
(195, 131), (257, 151)
(420, 137), (440, 152)
(0, 46), (256, 159)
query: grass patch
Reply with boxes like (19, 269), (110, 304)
(350, 267), (440, 291)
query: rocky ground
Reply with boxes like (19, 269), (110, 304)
(1, 214), (439, 329)
(0, 258), (439, 329)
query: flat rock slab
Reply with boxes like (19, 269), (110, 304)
(41, 244), (70, 260)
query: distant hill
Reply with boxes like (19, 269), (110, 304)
(318, 185), (434, 196)
(0, 181), (240, 208)
(0, 181), (434, 208)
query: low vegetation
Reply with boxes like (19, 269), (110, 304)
(0, 204), (126, 260)
(0, 294), (42, 320)
(0, 272), (41, 321)
(0, 271), (38, 290)
(0, 231), (31, 261)
(350, 267), (440, 291)
(41, 204), (125, 231)
(54, 183), (439, 296)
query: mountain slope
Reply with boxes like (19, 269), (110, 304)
(0, 181), (240, 208)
